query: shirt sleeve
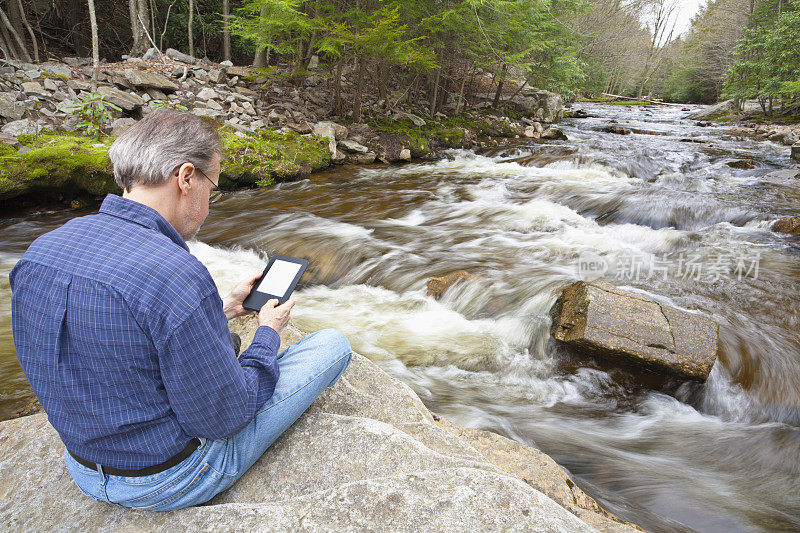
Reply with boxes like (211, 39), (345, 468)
(158, 293), (280, 439)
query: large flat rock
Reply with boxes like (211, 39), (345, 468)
(0, 320), (637, 532)
(124, 69), (179, 92)
(550, 280), (718, 381)
(96, 86), (144, 111)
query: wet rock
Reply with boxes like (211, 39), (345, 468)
(540, 126), (567, 140)
(97, 86), (144, 111)
(792, 143), (800, 162)
(571, 109), (590, 119)
(124, 69), (178, 92)
(348, 151), (376, 164)
(772, 216), (800, 236)
(0, 93), (24, 120)
(165, 47), (196, 64)
(427, 271), (474, 299)
(220, 60), (234, 67)
(338, 138), (368, 153)
(726, 159), (757, 169)
(523, 126), (540, 138)
(603, 125), (631, 135)
(549, 280), (718, 381)
(2, 118), (40, 136)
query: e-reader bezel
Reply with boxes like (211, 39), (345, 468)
(243, 254), (308, 311)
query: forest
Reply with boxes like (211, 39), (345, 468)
(0, 0), (798, 107)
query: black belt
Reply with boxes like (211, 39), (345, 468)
(68, 438), (201, 477)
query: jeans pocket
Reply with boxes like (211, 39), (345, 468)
(118, 463), (227, 511)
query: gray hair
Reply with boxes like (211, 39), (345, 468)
(109, 109), (223, 192)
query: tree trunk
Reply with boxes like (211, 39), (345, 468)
(187, 0), (194, 57)
(129, 0), (149, 56)
(492, 64), (507, 109)
(429, 68), (441, 118)
(352, 55), (367, 121)
(333, 57), (343, 116)
(222, 0), (231, 62)
(0, 6), (31, 61)
(14, 0), (38, 62)
(87, 0), (99, 92)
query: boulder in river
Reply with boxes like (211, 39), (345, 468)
(549, 280), (718, 381)
(503, 89), (564, 123)
(0, 321), (635, 532)
(540, 126), (567, 140)
(603, 125), (631, 135)
(792, 142), (800, 162)
(772, 216), (800, 236)
(685, 100), (735, 120)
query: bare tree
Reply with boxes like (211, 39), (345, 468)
(129, 0), (150, 56)
(637, 0), (679, 98)
(0, 4), (31, 61)
(87, 0), (99, 90)
(223, 0), (231, 62)
(188, 0), (194, 57)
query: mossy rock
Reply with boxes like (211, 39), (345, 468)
(370, 118), (466, 155)
(0, 134), (117, 202)
(220, 127), (331, 187)
(0, 127), (334, 206)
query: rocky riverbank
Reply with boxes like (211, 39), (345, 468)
(685, 99), (800, 162)
(0, 52), (565, 210)
(0, 318), (639, 532)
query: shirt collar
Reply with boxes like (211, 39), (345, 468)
(98, 194), (190, 252)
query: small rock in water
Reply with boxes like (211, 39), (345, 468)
(603, 125), (631, 135)
(540, 126), (567, 140)
(726, 159), (757, 169)
(426, 271), (474, 299)
(772, 216), (800, 236)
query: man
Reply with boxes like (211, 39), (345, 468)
(9, 109), (352, 510)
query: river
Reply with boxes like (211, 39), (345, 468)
(1, 104), (799, 532)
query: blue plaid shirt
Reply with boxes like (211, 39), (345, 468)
(9, 194), (280, 469)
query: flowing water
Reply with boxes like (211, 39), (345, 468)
(1, 104), (799, 531)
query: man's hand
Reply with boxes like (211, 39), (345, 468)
(259, 299), (294, 333)
(222, 272), (262, 321)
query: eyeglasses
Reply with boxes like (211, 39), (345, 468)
(194, 166), (226, 204)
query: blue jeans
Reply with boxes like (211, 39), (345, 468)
(64, 328), (352, 511)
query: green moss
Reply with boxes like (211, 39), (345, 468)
(220, 127), (331, 186)
(40, 71), (69, 82)
(0, 133), (116, 202)
(370, 117), (466, 153)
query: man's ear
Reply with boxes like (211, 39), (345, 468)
(175, 162), (195, 197)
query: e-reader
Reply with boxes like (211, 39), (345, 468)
(243, 255), (308, 311)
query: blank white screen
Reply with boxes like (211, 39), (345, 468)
(256, 260), (302, 297)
